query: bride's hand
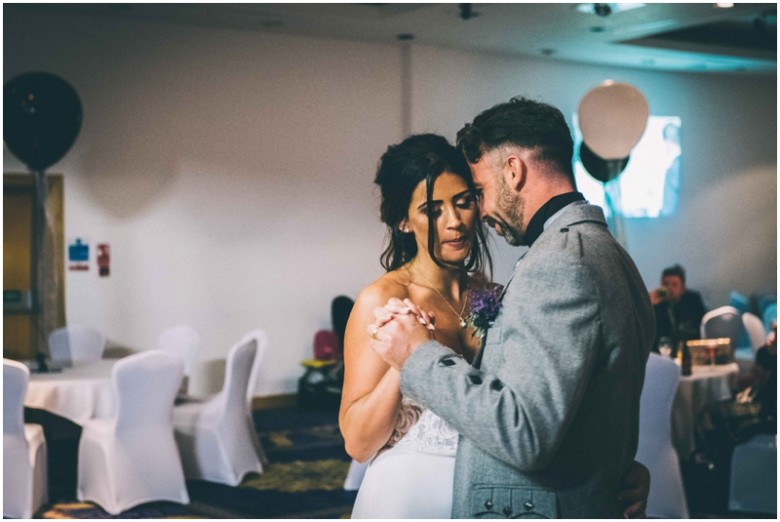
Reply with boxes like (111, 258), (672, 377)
(366, 298), (435, 344)
(400, 298), (435, 330)
(373, 298), (436, 330)
(370, 308), (433, 370)
(383, 297), (413, 316)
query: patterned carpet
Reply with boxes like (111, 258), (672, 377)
(24, 405), (777, 519)
(31, 406), (357, 519)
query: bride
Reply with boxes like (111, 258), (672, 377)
(338, 134), (648, 518)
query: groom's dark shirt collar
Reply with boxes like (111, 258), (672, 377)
(523, 191), (586, 247)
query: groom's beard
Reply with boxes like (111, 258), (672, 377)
(495, 180), (525, 247)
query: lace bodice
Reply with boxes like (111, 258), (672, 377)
(383, 396), (458, 456)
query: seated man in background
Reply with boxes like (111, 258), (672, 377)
(650, 263), (707, 353)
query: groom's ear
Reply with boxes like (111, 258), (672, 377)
(504, 155), (527, 191)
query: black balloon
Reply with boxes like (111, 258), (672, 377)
(4, 72), (82, 171)
(579, 141), (628, 183)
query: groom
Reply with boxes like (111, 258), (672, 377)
(371, 97), (654, 518)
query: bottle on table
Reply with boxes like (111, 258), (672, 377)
(680, 340), (692, 376)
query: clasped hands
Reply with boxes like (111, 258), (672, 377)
(367, 298), (436, 370)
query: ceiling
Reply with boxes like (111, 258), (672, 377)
(8, 3), (777, 75)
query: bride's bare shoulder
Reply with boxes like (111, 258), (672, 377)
(355, 271), (412, 310)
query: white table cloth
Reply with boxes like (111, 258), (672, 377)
(25, 359), (118, 425)
(671, 362), (739, 458)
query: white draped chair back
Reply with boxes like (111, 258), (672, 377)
(700, 306), (743, 351)
(48, 325), (106, 363)
(741, 312), (767, 352)
(239, 329), (268, 406)
(240, 329), (270, 464)
(157, 324), (200, 379)
(77, 351), (188, 515)
(3, 359), (48, 519)
(4, 359), (27, 437)
(173, 336), (264, 485)
(636, 353), (689, 518)
(157, 324), (200, 396)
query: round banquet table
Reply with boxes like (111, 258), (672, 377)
(25, 359), (119, 426)
(671, 362), (739, 458)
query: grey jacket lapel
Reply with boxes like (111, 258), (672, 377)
(473, 204), (607, 369)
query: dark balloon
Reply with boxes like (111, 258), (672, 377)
(4, 72), (82, 171)
(579, 141), (628, 183)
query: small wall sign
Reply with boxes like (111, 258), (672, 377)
(68, 237), (89, 271)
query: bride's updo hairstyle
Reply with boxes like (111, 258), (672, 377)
(375, 133), (492, 275)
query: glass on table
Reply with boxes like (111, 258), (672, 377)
(706, 342), (718, 366)
(658, 337), (673, 358)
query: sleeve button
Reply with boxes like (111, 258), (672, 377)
(524, 500), (534, 510)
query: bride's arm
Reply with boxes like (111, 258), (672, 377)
(339, 283), (405, 462)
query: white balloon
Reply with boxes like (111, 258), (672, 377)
(577, 81), (649, 160)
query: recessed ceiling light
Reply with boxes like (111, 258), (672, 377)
(715, 3), (734, 8)
(575, 3), (646, 16)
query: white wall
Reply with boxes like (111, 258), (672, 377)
(4, 10), (776, 396)
(4, 11), (399, 395)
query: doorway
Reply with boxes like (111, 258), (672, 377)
(3, 173), (65, 359)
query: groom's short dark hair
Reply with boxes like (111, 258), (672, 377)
(456, 96), (575, 180)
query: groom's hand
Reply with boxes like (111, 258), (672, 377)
(619, 460), (649, 518)
(369, 298), (434, 371)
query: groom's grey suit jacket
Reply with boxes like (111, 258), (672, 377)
(401, 203), (654, 518)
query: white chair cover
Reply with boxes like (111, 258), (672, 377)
(3, 359), (48, 519)
(173, 337), (263, 485)
(157, 324), (200, 394)
(636, 353), (689, 518)
(343, 459), (369, 491)
(742, 312), (767, 352)
(728, 434), (777, 514)
(240, 329), (270, 465)
(48, 325), (106, 363)
(77, 351), (188, 515)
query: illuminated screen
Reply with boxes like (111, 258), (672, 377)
(573, 115), (681, 218)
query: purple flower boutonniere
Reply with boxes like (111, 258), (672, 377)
(466, 285), (504, 340)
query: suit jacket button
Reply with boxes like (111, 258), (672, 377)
(503, 506), (513, 516)
(524, 500), (534, 510)
(484, 500), (493, 509)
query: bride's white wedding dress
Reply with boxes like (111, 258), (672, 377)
(351, 396), (458, 519)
